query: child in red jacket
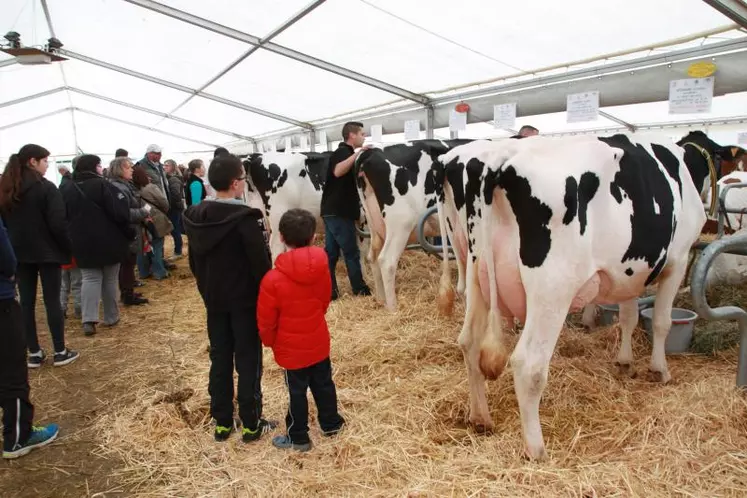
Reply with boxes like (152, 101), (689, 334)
(257, 208), (345, 452)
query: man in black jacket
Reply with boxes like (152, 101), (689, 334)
(183, 154), (276, 443)
(320, 121), (372, 299)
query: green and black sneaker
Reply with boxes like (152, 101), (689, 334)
(214, 424), (233, 442)
(242, 419), (278, 443)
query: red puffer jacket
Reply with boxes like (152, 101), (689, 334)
(257, 246), (332, 370)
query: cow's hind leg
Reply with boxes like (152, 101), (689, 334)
(268, 213), (284, 265)
(511, 286), (576, 461)
(368, 231), (385, 304)
(648, 263), (687, 383)
(378, 222), (411, 311)
(458, 261), (493, 432)
(615, 298), (639, 378)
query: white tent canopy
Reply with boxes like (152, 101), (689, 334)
(1, 0), (746, 164)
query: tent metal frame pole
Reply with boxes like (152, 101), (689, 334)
(703, 0), (747, 29)
(158, 0), (328, 123)
(58, 50), (312, 129)
(425, 106), (434, 139)
(430, 38), (747, 106)
(40, 0), (80, 153)
(67, 87), (255, 142)
(72, 107), (221, 148)
(123, 0), (430, 105)
(0, 87), (67, 109)
(0, 108), (71, 131)
(599, 111), (637, 132)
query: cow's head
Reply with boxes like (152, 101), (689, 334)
(718, 146), (746, 176)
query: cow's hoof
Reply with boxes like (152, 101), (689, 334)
(645, 369), (671, 384)
(469, 417), (494, 434)
(522, 446), (547, 462)
(615, 362), (637, 378)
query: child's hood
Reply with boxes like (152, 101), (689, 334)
(274, 246), (327, 285)
(183, 201), (264, 255)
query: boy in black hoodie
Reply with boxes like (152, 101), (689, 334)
(183, 154), (276, 442)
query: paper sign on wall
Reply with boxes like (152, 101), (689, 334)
(300, 135), (308, 150)
(404, 120), (420, 141)
(371, 124), (383, 143)
(738, 132), (747, 145)
(493, 103), (516, 130)
(449, 110), (467, 132)
(284, 137), (292, 151)
(566, 91), (599, 123)
(668, 77), (714, 114)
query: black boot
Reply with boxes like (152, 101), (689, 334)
(123, 290), (149, 306)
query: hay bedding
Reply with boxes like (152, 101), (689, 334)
(90, 250), (747, 497)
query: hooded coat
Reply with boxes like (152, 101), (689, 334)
(257, 246), (332, 370)
(183, 199), (271, 312)
(1, 168), (71, 264)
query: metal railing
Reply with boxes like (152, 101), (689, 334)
(690, 232), (747, 388)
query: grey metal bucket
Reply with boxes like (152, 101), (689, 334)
(598, 302), (652, 326)
(640, 307), (697, 354)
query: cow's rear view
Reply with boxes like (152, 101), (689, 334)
(436, 134), (707, 461)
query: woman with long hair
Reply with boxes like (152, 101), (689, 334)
(0, 144), (79, 368)
(60, 154), (132, 336)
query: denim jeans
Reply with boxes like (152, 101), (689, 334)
(137, 237), (168, 279)
(168, 211), (183, 256)
(323, 216), (367, 295)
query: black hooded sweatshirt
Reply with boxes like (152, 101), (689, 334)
(183, 199), (272, 312)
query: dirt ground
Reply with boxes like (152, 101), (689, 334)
(1, 241), (746, 497)
(0, 248), (197, 498)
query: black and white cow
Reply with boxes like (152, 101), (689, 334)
(242, 151), (331, 261)
(435, 131), (719, 460)
(355, 139), (473, 311)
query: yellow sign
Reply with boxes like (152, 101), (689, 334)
(687, 61), (717, 78)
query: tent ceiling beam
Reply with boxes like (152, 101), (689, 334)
(0, 87), (67, 109)
(159, 0), (328, 123)
(251, 39), (747, 144)
(40, 0), (79, 153)
(598, 111), (637, 132)
(0, 108), (70, 131)
(703, 0), (747, 29)
(123, 0), (430, 105)
(544, 114), (747, 137)
(66, 87), (255, 142)
(430, 38), (747, 106)
(72, 107), (221, 148)
(57, 49), (312, 129)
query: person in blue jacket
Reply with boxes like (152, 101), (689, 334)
(0, 218), (60, 459)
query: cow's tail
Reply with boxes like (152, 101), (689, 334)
(478, 162), (509, 380)
(436, 191), (455, 317)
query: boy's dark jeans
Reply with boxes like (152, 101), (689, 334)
(206, 307), (263, 430)
(0, 299), (34, 451)
(284, 357), (345, 444)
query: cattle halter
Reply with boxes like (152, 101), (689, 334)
(682, 141), (718, 218)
